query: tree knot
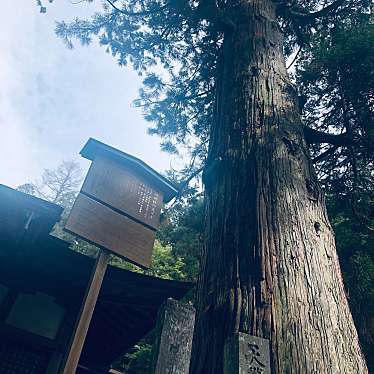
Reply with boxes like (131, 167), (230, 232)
(282, 136), (299, 156)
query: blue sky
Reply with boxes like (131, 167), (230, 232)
(0, 0), (176, 188)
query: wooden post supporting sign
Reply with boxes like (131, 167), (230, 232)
(63, 250), (110, 374)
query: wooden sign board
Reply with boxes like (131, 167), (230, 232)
(64, 152), (171, 268)
(81, 156), (163, 230)
(65, 193), (156, 268)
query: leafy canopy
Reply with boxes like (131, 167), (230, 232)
(297, 14), (374, 231)
(56, 0), (371, 179)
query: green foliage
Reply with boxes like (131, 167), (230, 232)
(348, 252), (374, 311)
(297, 17), (374, 201)
(158, 198), (204, 281)
(113, 340), (153, 374)
(109, 240), (191, 281)
(108, 199), (203, 373)
(56, 0), (216, 165)
(145, 242), (188, 280)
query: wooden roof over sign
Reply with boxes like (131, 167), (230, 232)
(80, 138), (179, 203)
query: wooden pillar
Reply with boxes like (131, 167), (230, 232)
(151, 298), (195, 374)
(224, 333), (271, 374)
(62, 249), (110, 374)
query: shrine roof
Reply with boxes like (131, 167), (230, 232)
(0, 185), (192, 372)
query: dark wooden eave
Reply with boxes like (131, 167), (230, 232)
(0, 184), (63, 243)
(0, 236), (192, 370)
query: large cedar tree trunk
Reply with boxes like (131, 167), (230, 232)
(190, 0), (368, 373)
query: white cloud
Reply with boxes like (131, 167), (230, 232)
(0, 0), (174, 188)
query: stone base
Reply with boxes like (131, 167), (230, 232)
(151, 298), (195, 374)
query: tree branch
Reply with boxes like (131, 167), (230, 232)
(288, 0), (344, 21)
(178, 166), (204, 190)
(287, 46), (302, 70)
(189, 0), (236, 31)
(104, 0), (167, 16)
(312, 145), (339, 163)
(105, 0), (235, 30)
(168, 166), (204, 206)
(303, 126), (353, 146)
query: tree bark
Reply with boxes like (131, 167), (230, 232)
(190, 0), (368, 373)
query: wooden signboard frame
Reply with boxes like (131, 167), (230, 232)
(62, 139), (178, 374)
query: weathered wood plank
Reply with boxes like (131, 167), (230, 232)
(81, 156), (163, 229)
(65, 193), (155, 267)
(151, 298), (195, 374)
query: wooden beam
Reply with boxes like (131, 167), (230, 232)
(62, 249), (110, 374)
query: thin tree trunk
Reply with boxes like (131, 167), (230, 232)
(190, 0), (368, 373)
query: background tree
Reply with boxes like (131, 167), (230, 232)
(56, 0), (372, 372)
(158, 196), (203, 282)
(296, 18), (374, 233)
(17, 160), (83, 209)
